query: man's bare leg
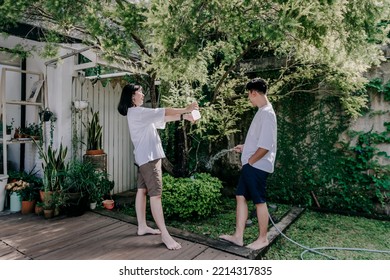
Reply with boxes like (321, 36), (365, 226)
(135, 188), (161, 235)
(246, 202), (269, 250)
(219, 195), (247, 246)
(150, 195), (181, 250)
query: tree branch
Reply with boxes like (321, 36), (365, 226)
(211, 38), (262, 103)
(130, 32), (151, 57)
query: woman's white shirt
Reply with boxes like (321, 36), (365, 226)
(127, 107), (166, 167)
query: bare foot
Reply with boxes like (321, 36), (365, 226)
(137, 226), (161, 236)
(219, 234), (243, 246)
(162, 233), (181, 250)
(246, 238), (269, 250)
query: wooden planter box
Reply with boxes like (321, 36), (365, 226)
(83, 153), (107, 172)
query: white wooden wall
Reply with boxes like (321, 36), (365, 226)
(72, 78), (137, 194)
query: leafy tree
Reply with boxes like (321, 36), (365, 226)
(1, 0), (389, 176)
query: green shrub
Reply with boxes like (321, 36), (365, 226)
(162, 173), (223, 219)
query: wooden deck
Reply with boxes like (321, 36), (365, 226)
(0, 211), (246, 260)
(0, 206), (305, 260)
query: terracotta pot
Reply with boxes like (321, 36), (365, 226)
(43, 209), (54, 219)
(102, 199), (114, 210)
(35, 205), (43, 215)
(21, 200), (36, 214)
(39, 190), (53, 205)
(85, 149), (104, 155)
(13, 129), (20, 139)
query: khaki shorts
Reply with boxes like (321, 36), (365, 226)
(137, 159), (162, 197)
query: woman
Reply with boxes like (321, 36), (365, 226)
(118, 84), (198, 250)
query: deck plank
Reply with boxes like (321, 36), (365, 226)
(194, 247), (247, 260)
(36, 223), (131, 259)
(0, 212), (246, 260)
(0, 242), (29, 259)
(27, 216), (122, 258)
(2, 213), (122, 258)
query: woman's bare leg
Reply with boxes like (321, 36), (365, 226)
(135, 188), (161, 235)
(150, 195), (181, 250)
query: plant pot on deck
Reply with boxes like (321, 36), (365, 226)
(102, 199), (114, 210)
(90, 202), (97, 210)
(35, 204), (43, 215)
(64, 192), (89, 217)
(10, 192), (21, 212)
(83, 152), (107, 172)
(43, 209), (54, 219)
(39, 190), (53, 206)
(21, 200), (36, 214)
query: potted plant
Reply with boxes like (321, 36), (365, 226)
(100, 175), (115, 210)
(88, 181), (102, 210)
(83, 109), (107, 172)
(63, 159), (114, 213)
(5, 180), (31, 213)
(88, 173), (115, 209)
(35, 201), (44, 215)
(33, 141), (68, 207)
(85, 109), (103, 155)
(6, 118), (14, 140)
(25, 123), (42, 140)
(62, 159), (98, 216)
(39, 108), (54, 122)
(74, 100), (88, 111)
(42, 202), (54, 219)
(13, 127), (27, 139)
(102, 199), (115, 210)
(41, 190), (66, 219)
(51, 190), (67, 216)
(7, 170), (42, 214)
(20, 185), (38, 214)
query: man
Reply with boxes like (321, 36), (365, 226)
(220, 78), (277, 250)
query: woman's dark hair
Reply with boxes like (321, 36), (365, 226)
(245, 78), (267, 94)
(117, 84), (141, 116)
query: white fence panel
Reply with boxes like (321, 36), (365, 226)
(72, 78), (137, 194)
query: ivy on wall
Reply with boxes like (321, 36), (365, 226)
(267, 78), (390, 214)
(366, 77), (390, 102)
(321, 124), (390, 213)
(267, 93), (348, 206)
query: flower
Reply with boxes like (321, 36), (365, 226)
(6, 180), (30, 193)
(5, 180), (37, 201)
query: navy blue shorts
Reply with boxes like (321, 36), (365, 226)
(236, 164), (269, 204)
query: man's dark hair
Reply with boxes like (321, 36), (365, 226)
(246, 78), (267, 94)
